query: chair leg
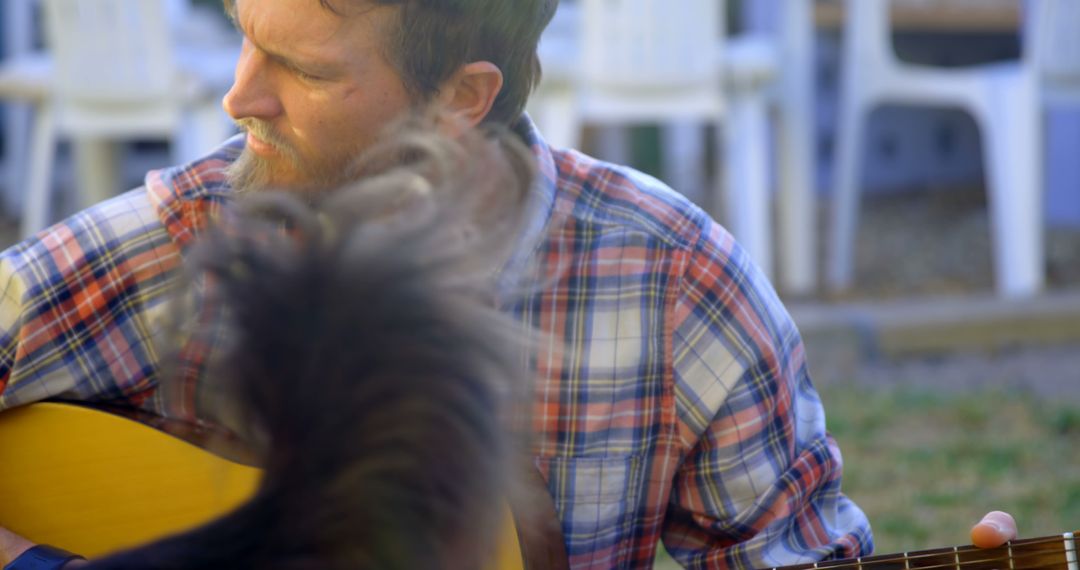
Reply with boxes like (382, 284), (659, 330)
(74, 138), (119, 208)
(827, 95), (869, 293)
(980, 76), (1044, 298)
(21, 106), (56, 237)
(776, 89), (816, 296)
(3, 103), (33, 215)
(724, 91), (772, 280)
(661, 120), (707, 208)
(776, 0), (817, 296)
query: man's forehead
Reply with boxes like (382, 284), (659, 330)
(225, 0), (386, 20)
(230, 0), (396, 50)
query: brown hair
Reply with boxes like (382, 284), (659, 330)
(364, 0), (559, 125)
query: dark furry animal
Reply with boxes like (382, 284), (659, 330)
(83, 124), (536, 570)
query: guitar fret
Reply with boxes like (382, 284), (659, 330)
(906, 547), (961, 570)
(1065, 532), (1077, 570)
(779, 532), (1080, 570)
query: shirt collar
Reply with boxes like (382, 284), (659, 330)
(497, 114), (560, 293)
(145, 134), (245, 250)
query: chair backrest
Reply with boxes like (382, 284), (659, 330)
(581, 0), (723, 90)
(42, 0), (177, 106)
(1029, 0), (1080, 83)
(842, 0), (1036, 69)
(842, 0), (896, 69)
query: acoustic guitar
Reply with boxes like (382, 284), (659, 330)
(1, 403), (1075, 570)
(0, 402), (528, 569)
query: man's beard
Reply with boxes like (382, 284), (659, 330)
(226, 118), (354, 195)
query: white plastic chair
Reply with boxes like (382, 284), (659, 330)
(530, 0), (818, 294)
(1, 0), (37, 215)
(532, 0), (730, 212)
(827, 0), (1061, 299)
(755, 0), (818, 296)
(6, 0), (237, 237)
(0, 52), (50, 220)
(1033, 0), (1080, 108)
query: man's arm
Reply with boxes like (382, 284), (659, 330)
(0, 244), (75, 410)
(0, 256), (83, 568)
(662, 220), (1017, 567)
(663, 222), (872, 569)
(0, 252), (28, 403)
(0, 527), (88, 568)
(0, 189), (181, 411)
(0, 526), (34, 565)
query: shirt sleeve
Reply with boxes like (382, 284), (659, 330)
(0, 190), (181, 411)
(0, 251), (30, 401)
(663, 220), (873, 570)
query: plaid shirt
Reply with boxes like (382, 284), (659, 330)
(0, 118), (872, 569)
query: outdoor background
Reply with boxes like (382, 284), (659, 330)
(0, 1), (1077, 568)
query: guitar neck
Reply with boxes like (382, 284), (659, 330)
(773, 532), (1079, 570)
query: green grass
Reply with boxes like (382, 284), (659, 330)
(655, 384), (1080, 568)
(821, 383), (1080, 555)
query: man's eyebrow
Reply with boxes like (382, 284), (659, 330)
(260, 41), (340, 76)
(271, 51), (335, 75)
(224, 6), (337, 74)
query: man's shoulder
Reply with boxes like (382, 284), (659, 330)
(547, 148), (714, 252)
(541, 148), (769, 311)
(1, 188), (179, 294)
(144, 135), (242, 249)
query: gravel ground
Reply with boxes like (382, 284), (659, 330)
(808, 185), (1080, 404)
(835, 185), (1080, 300)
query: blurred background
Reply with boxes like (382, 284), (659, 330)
(0, 0), (1077, 566)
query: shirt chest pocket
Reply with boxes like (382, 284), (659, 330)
(534, 454), (648, 568)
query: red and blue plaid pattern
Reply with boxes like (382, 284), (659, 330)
(512, 120), (871, 568)
(0, 119), (871, 569)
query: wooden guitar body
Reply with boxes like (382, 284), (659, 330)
(0, 403), (526, 568)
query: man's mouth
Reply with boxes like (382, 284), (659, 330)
(246, 131), (281, 157)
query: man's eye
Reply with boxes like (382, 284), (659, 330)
(295, 69), (323, 81)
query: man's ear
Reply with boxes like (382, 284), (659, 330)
(436, 61), (503, 134)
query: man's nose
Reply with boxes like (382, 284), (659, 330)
(222, 40), (283, 121)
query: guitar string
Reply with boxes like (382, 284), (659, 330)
(805, 539), (1070, 570)
(806, 548), (1074, 570)
(806, 553), (1068, 570)
(804, 550), (1075, 570)
(812, 550), (1075, 570)
(793, 537), (1076, 570)
(860, 551), (1077, 570)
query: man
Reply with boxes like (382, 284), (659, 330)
(0, 1), (1017, 568)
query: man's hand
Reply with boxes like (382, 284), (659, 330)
(970, 511), (1018, 548)
(0, 525), (36, 565)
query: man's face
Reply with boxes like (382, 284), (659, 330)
(223, 0), (414, 193)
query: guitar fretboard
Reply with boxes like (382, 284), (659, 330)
(772, 533), (1079, 570)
